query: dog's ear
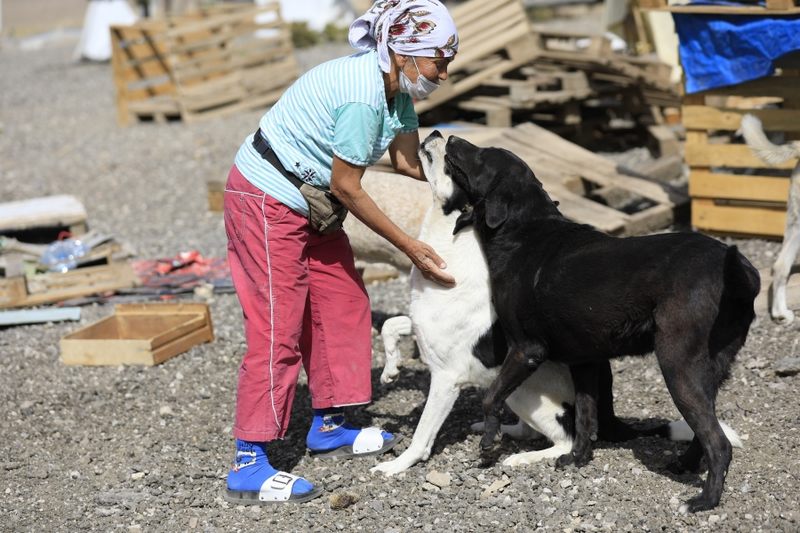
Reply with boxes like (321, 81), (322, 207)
(485, 194), (508, 229)
(453, 209), (474, 234)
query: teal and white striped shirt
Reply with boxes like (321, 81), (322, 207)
(233, 49), (419, 216)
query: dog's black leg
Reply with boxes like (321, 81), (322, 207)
(480, 341), (547, 456)
(667, 436), (704, 474)
(557, 363), (598, 468)
(596, 360), (639, 442)
(657, 338), (731, 512)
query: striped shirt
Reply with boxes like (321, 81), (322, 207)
(233, 49), (419, 216)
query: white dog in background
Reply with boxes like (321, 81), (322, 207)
(741, 114), (800, 324)
(371, 131), (741, 477)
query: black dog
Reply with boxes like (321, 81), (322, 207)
(444, 136), (760, 512)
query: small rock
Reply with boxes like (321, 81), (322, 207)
(425, 470), (451, 488)
(480, 476), (511, 500)
(560, 479), (572, 488)
(774, 357), (800, 377)
(189, 517), (198, 529)
(421, 482), (440, 492)
(131, 472), (145, 480)
(159, 406), (174, 417)
(709, 515), (721, 524)
(329, 491), (359, 510)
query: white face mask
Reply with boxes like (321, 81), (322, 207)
(398, 57), (439, 100)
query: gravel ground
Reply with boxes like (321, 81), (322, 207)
(2, 41), (800, 533)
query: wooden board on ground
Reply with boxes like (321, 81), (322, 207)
(0, 195), (87, 236)
(0, 262), (139, 309)
(60, 303), (214, 366)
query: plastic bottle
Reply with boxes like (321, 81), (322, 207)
(40, 239), (90, 273)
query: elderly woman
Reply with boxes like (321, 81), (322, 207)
(223, 0), (459, 504)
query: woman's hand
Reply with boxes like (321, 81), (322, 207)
(401, 238), (455, 287)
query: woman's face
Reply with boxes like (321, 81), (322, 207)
(400, 55), (454, 84)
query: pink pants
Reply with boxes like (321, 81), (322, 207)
(223, 165), (373, 442)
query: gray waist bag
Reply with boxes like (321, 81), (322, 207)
(252, 130), (348, 235)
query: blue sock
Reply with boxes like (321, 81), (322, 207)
(306, 408), (393, 452)
(226, 440), (314, 496)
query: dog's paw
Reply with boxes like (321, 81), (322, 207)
(680, 494), (719, 513)
(371, 459), (408, 476)
(771, 308), (795, 325)
(379, 368), (399, 384)
(555, 452), (575, 469)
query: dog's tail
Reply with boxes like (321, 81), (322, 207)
(643, 419), (744, 448)
(380, 315), (413, 384)
(724, 245), (761, 303)
(740, 114), (800, 165)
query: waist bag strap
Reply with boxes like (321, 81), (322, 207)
(251, 129), (305, 190)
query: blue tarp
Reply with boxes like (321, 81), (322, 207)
(673, 13), (800, 93)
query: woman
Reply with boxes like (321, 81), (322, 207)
(223, 0), (458, 504)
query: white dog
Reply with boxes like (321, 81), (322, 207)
(741, 114), (800, 324)
(371, 132), (741, 476)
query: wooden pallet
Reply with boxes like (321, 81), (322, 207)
(0, 262), (139, 309)
(60, 303), (214, 366)
(639, 0), (800, 14)
(424, 24), (678, 131)
(487, 123), (680, 235)
(112, 2), (298, 126)
(685, 72), (800, 237)
(414, 0), (539, 114)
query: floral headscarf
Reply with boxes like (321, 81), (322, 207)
(348, 0), (459, 73)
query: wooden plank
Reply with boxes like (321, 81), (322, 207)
(0, 262), (139, 310)
(685, 140), (798, 169)
(0, 278), (28, 308)
(691, 199), (786, 237)
(0, 307), (81, 326)
(0, 195), (87, 234)
(698, 75), (800, 99)
(682, 106), (800, 132)
(500, 123), (674, 205)
(645, 4), (800, 15)
(689, 170), (791, 203)
(207, 180), (224, 212)
(544, 186), (628, 235)
(151, 324), (214, 365)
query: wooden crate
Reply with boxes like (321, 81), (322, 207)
(112, 2), (298, 126)
(0, 262), (139, 309)
(60, 303), (214, 366)
(685, 72), (800, 237)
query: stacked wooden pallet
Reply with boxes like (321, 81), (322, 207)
(111, 2), (298, 126)
(684, 73), (799, 237)
(417, 0), (678, 139)
(639, 0), (800, 237)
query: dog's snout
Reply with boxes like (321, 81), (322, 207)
(430, 130), (443, 139)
